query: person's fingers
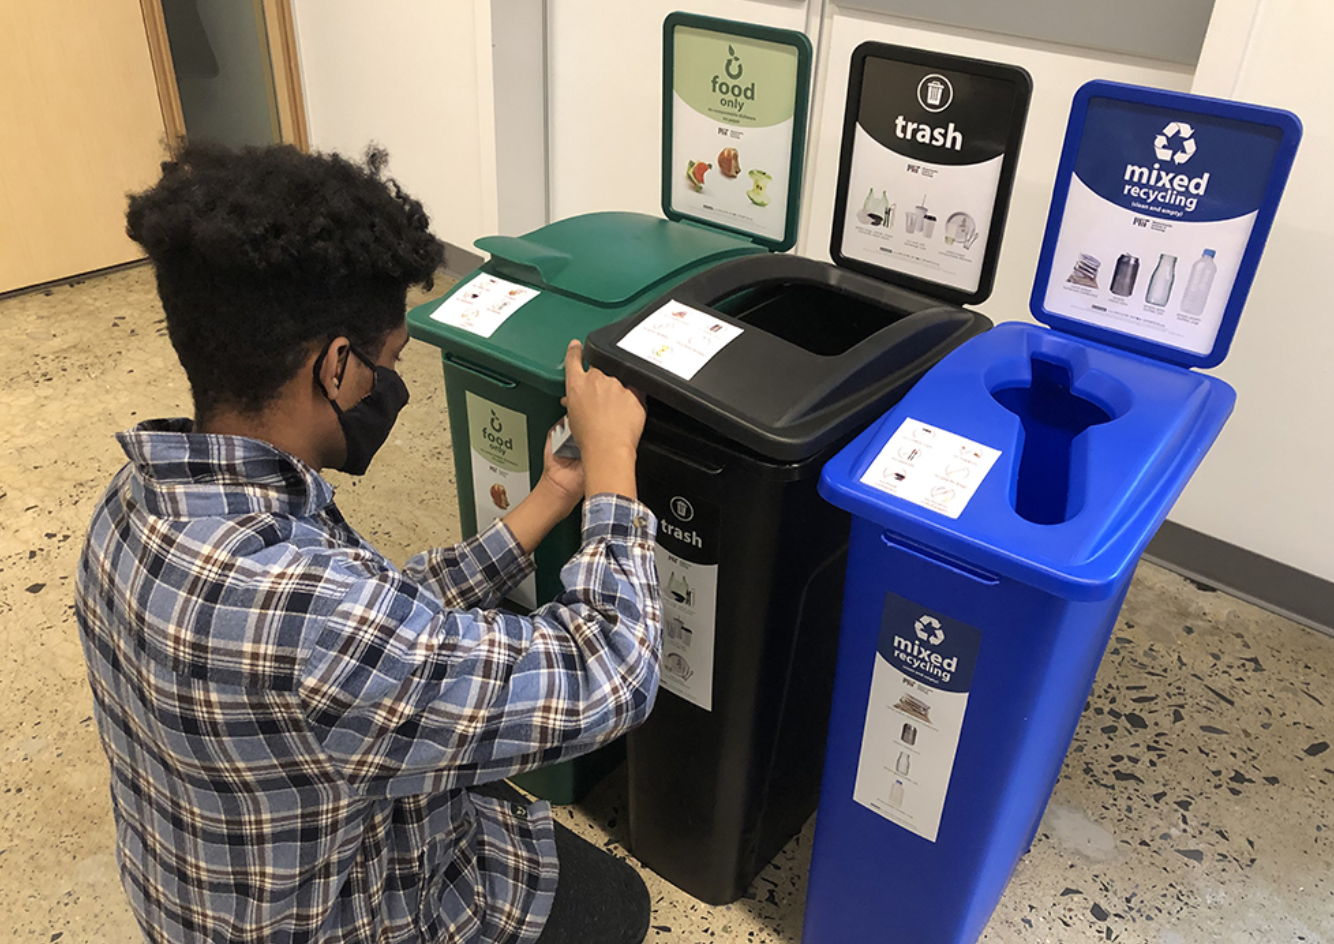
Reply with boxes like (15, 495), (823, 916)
(564, 339), (585, 387)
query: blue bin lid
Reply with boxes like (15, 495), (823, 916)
(818, 323), (1236, 600)
(1030, 81), (1300, 370)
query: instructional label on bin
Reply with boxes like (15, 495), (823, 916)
(639, 477), (720, 711)
(431, 274), (539, 339)
(465, 393), (537, 608)
(860, 418), (1000, 519)
(616, 301), (743, 382)
(855, 592), (981, 842)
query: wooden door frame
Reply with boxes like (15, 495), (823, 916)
(138, 0), (309, 151)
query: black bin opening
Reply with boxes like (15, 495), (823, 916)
(713, 282), (910, 357)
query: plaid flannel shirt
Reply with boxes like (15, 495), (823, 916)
(75, 419), (661, 944)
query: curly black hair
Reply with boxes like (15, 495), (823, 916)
(127, 142), (445, 421)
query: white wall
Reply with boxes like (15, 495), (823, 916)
(1166, 0), (1334, 580)
(290, 0), (498, 252)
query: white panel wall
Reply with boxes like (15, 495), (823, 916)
(1166, 0), (1334, 580)
(290, 0), (498, 251)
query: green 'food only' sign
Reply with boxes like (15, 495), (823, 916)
(663, 14), (811, 250)
(466, 395), (528, 474)
(673, 28), (799, 129)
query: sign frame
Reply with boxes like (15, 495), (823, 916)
(1030, 80), (1302, 369)
(661, 12), (812, 253)
(830, 42), (1032, 307)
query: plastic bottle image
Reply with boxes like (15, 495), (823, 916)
(889, 780), (905, 808)
(1180, 249), (1218, 315)
(1110, 253), (1139, 297)
(1145, 253), (1177, 306)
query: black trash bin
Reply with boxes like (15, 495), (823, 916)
(585, 255), (989, 903)
(584, 43), (1032, 904)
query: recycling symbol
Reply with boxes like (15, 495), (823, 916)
(914, 615), (945, 645)
(1154, 121), (1197, 165)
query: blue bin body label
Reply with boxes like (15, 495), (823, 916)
(854, 591), (981, 841)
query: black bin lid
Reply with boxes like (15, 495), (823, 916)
(584, 254), (989, 463)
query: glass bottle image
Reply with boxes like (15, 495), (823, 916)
(895, 752), (911, 776)
(862, 187), (876, 213)
(1180, 249), (1218, 315)
(1145, 253), (1176, 306)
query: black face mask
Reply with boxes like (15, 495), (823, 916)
(319, 343), (410, 475)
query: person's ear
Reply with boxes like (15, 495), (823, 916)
(314, 337), (351, 400)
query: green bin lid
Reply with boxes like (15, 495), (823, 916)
(474, 211), (758, 307)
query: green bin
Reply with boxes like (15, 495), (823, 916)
(406, 13), (811, 803)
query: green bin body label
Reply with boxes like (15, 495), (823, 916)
(466, 393), (536, 608)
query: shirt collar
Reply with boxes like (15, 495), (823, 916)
(116, 418), (335, 519)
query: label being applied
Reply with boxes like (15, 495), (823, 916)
(854, 591), (982, 842)
(465, 393), (536, 608)
(639, 474), (720, 711)
(431, 274), (539, 339)
(617, 301), (743, 382)
(860, 418), (1001, 520)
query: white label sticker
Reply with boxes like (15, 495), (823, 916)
(855, 594), (982, 842)
(616, 301), (743, 381)
(465, 393), (536, 609)
(656, 547), (719, 711)
(431, 274), (539, 339)
(860, 418), (1001, 520)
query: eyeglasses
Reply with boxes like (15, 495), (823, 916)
(337, 344), (379, 398)
(314, 338), (379, 401)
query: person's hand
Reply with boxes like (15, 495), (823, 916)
(503, 428), (587, 555)
(563, 339), (645, 499)
(537, 425), (585, 517)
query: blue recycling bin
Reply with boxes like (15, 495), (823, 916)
(801, 81), (1299, 944)
(803, 323), (1233, 944)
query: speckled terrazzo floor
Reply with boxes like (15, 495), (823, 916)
(2, 265), (1330, 944)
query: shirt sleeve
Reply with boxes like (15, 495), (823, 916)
(399, 519), (534, 611)
(299, 493), (662, 797)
